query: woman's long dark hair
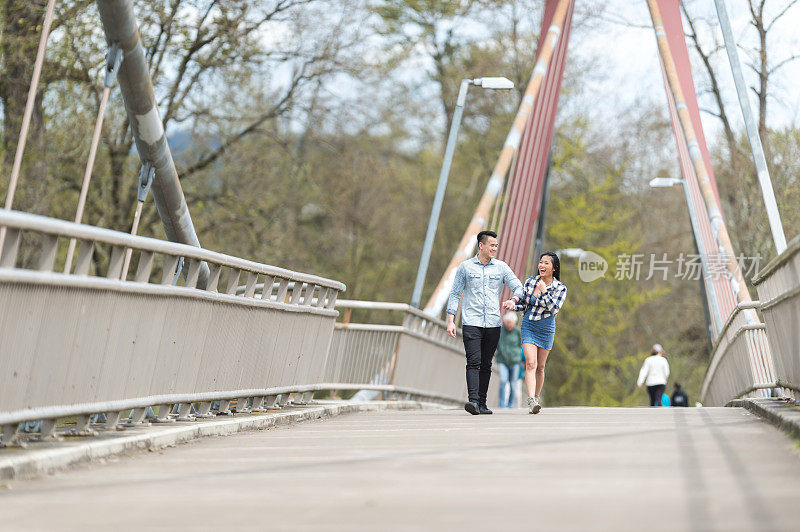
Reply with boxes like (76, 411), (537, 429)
(540, 251), (561, 281)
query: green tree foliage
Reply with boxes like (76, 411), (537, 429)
(543, 129), (667, 406)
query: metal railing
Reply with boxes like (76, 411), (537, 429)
(0, 210), (349, 443)
(328, 301), (495, 405)
(753, 235), (800, 401)
(700, 302), (777, 406)
(0, 211), (471, 446)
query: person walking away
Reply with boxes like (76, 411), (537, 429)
(509, 252), (567, 414)
(637, 344), (670, 406)
(446, 231), (524, 415)
(671, 382), (689, 407)
(495, 312), (522, 408)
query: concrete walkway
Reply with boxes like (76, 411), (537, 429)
(1, 406), (799, 531)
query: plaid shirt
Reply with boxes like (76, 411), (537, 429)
(514, 275), (567, 321)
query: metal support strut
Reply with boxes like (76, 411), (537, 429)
(65, 42), (125, 273)
(96, 0), (209, 288)
(120, 163), (155, 280)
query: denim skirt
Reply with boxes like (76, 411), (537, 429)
(520, 312), (556, 350)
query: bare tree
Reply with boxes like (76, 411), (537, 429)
(25, 0), (360, 236)
(744, 0), (800, 159)
(373, 0), (492, 135)
(680, 1), (738, 162)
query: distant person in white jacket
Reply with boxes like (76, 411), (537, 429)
(637, 344), (670, 406)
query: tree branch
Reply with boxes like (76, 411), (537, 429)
(767, 53), (800, 75)
(766, 0), (799, 31)
(177, 70), (306, 178)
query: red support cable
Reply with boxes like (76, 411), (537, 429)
(500, 0), (574, 283)
(656, 0), (738, 321)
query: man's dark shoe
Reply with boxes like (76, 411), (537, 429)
(478, 404), (493, 415)
(464, 401), (480, 415)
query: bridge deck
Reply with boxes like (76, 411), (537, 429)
(2, 406), (799, 530)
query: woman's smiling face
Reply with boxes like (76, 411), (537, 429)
(539, 255), (554, 277)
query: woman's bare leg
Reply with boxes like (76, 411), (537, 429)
(534, 346), (551, 397)
(522, 342), (538, 398)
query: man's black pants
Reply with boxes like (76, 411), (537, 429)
(462, 325), (501, 406)
(647, 384), (666, 406)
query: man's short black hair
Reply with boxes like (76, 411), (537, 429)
(477, 230), (498, 245)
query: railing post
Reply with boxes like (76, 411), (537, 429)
(0, 229), (21, 268)
(290, 282), (304, 305)
(261, 275), (274, 300)
(226, 269), (241, 295)
(161, 256), (179, 285)
(244, 272), (257, 298)
(207, 264), (221, 292)
(326, 290), (338, 310)
(132, 250), (153, 282)
(276, 279), (290, 303)
(75, 240), (94, 276)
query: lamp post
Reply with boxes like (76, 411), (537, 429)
(649, 177), (723, 341)
(411, 77), (515, 308)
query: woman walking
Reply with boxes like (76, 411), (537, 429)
(506, 252), (567, 414)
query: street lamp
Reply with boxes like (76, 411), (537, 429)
(556, 248), (585, 259)
(648, 177), (724, 339)
(411, 76), (515, 308)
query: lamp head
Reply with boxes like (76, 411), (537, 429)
(473, 77), (514, 90)
(555, 248), (585, 259)
(649, 177), (683, 188)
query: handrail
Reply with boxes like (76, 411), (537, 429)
(334, 322), (463, 354)
(713, 300), (762, 347)
(336, 300), (411, 311)
(752, 233), (800, 285)
(0, 269), (335, 316)
(336, 299), (451, 329)
(0, 209), (345, 290)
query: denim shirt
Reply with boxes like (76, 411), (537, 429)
(446, 256), (523, 328)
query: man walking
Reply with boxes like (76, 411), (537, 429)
(637, 344), (670, 406)
(446, 231), (523, 415)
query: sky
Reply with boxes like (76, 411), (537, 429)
(330, 0), (800, 156)
(572, 0), (800, 141)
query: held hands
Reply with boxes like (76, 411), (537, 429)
(502, 299), (517, 311)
